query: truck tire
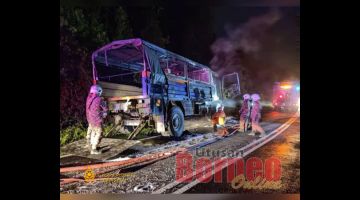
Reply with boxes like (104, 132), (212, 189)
(169, 106), (184, 138)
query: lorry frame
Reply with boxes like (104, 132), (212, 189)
(91, 38), (228, 138)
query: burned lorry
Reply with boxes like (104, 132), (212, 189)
(92, 38), (238, 139)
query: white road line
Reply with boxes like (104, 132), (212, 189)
(152, 113), (299, 194)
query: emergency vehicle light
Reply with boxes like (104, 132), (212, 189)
(280, 85), (292, 89)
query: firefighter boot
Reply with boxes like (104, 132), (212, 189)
(252, 123), (266, 137)
(258, 133), (266, 138)
(248, 130), (256, 136)
(90, 148), (101, 155)
(257, 128), (266, 138)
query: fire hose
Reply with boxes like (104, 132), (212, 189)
(60, 147), (186, 173)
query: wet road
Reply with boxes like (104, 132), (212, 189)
(61, 110), (299, 194)
(186, 113), (300, 193)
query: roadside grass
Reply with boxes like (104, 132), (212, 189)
(60, 123), (87, 146)
(60, 122), (156, 146)
(60, 123), (114, 146)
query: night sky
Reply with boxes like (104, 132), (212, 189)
(124, 1), (300, 98)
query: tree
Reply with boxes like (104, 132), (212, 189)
(140, 4), (169, 47)
(60, 6), (133, 129)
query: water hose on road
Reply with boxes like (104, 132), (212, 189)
(60, 147), (186, 173)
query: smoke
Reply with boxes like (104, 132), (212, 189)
(210, 9), (282, 77)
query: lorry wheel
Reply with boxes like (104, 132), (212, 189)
(169, 106), (184, 138)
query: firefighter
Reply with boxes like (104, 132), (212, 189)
(212, 104), (226, 131)
(85, 84), (108, 154)
(239, 93), (251, 132)
(248, 93), (266, 137)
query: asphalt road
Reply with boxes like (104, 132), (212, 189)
(60, 111), (299, 194)
(186, 113), (300, 193)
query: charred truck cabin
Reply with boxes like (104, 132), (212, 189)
(92, 38), (224, 139)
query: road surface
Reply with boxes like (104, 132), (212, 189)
(60, 111), (300, 194)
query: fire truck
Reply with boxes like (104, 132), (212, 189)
(272, 81), (300, 112)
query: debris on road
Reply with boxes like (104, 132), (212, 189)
(134, 183), (155, 192)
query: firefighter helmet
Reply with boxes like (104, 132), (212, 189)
(251, 93), (260, 101)
(216, 104), (224, 112)
(243, 93), (250, 100)
(90, 84), (103, 95)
